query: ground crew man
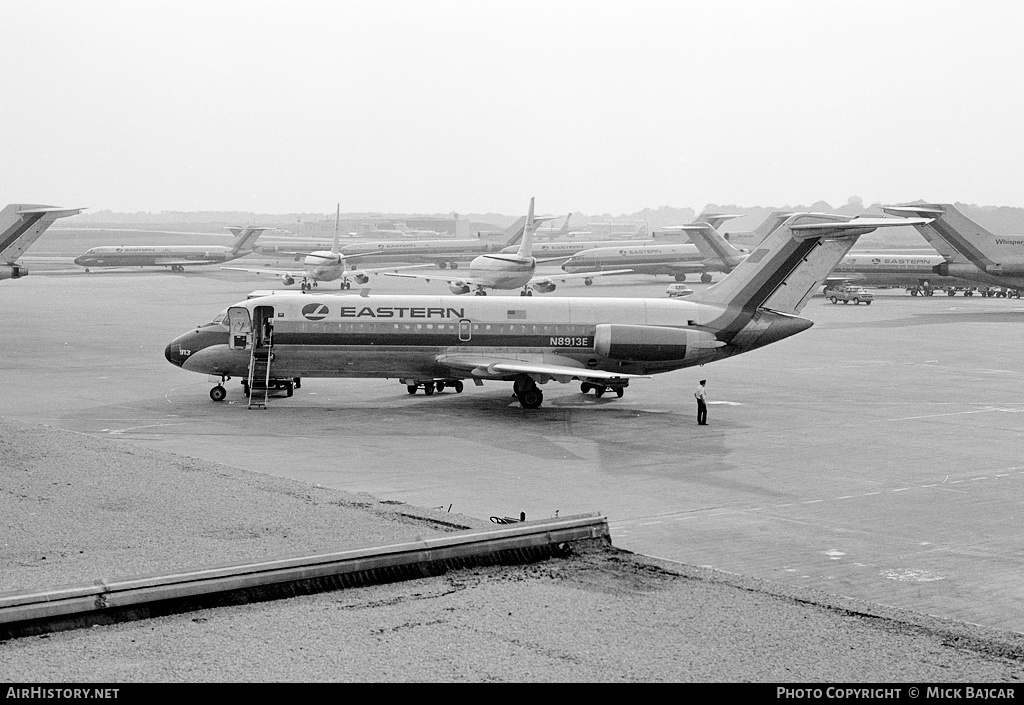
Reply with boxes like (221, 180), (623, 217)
(695, 379), (708, 425)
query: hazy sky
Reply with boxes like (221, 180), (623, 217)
(3, 0), (1023, 215)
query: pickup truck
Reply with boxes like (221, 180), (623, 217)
(824, 284), (874, 305)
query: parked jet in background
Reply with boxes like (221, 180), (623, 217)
(386, 198), (631, 295)
(334, 217), (527, 270)
(720, 211), (796, 247)
(682, 215), (974, 295)
(223, 207), (430, 290)
(882, 203), (1024, 297)
(75, 226), (270, 272)
(0, 204), (83, 281)
(561, 241), (709, 282)
(534, 213), (587, 239)
(165, 213), (930, 409)
(500, 212), (741, 260)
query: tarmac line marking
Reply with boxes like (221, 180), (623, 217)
(640, 521), (663, 526)
(107, 422), (191, 435)
(862, 492), (881, 496)
(803, 500), (823, 504)
(836, 495), (856, 500)
(891, 488), (909, 492)
(874, 407), (1008, 422)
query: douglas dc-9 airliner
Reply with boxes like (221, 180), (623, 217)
(165, 213), (929, 409)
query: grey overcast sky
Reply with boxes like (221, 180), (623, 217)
(3, 0), (1023, 215)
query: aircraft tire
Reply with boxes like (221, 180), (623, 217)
(701, 273), (712, 283)
(615, 387), (624, 398)
(407, 385), (417, 395)
(454, 381), (464, 393)
(519, 389), (543, 409)
(674, 274), (687, 282)
(210, 385), (227, 402)
(451, 262), (458, 269)
(584, 278), (593, 286)
(581, 383), (592, 393)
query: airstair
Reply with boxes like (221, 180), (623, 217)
(247, 334), (274, 410)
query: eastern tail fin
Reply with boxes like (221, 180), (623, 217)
(0, 204), (83, 263)
(515, 198), (557, 259)
(497, 215), (528, 247)
(722, 210), (795, 247)
(693, 214), (932, 316)
(228, 226), (270, 255)
(558, 213), (573, 234)
(693, 212), (742, 232)
(881, 203), (1024, 274)
(677, 223), (748, 271)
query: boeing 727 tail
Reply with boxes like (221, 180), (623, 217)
(0, 204), (84, 281)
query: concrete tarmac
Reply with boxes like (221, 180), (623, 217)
(3, 262), (1023, 634)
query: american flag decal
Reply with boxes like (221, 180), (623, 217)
(506, 309), (526, 320)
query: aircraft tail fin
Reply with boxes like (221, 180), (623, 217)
(495, 215), (528, 247)
(693, 214), (932, 317)
(515, 198), (557, 259)
(559, 213), (573, 234)
(694, 212), (742, 232)
(881, 203), (1020, 272)
(228, 226), (270, 255)
(722, 210), (795, 247)
(516, 198), (537, 259)
(0, 204), (83, 263)
(677, 223), (748, 271)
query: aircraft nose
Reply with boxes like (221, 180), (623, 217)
(165, 338), (184, 367)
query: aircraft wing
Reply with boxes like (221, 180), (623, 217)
(435, 354), (651, 383)
(383, 271), (484, 287)
(222, 265), (303, 277)
(535, 268), (633, 283)
(352, 263), (435, 276)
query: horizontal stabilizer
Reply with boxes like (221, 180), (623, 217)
(879, 205), (946, 216)
(789, 217), (933, 239)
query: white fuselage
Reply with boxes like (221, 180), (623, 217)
(339, 238), (507, 265)
(461, 253), (535, 290)
(561, 243), (706, 275)
(74, 245), (246, 268)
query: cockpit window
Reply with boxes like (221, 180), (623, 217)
(210, 310), (228, 327)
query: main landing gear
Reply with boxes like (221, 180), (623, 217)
(513, 378), (543, 409)
(581, 382), (626, 398)
(405, 379), (465, 395)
